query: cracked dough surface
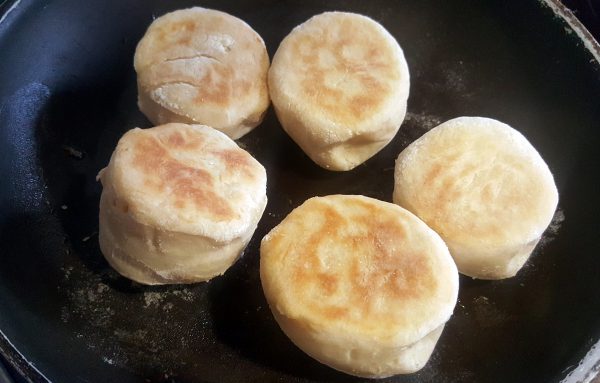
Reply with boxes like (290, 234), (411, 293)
(134, 7), (270, 139)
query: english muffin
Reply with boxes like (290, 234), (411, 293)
(260, 195), (458, 377)
(134, 7), (270, 139)
(268, 12), (410, 171)
(98, 123), (267, 284)
(393, 117), (559, 279)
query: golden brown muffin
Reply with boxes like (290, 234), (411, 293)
(98, 123), (267, 284)
(134, 7), (270, 139)
(394, 117), (559, 279)
(268, 12), (410, 171)
(260, 195), (458, 377)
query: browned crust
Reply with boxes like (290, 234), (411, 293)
(132, 134), (235, 219)
(263, 196), (447, 330)
(114, 124), (263, 225)
(284, 14), (400, 125)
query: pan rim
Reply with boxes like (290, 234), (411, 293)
(0, 328), (48, 382)
(541, 0), (600, 64)
(0, 0), (22, 26)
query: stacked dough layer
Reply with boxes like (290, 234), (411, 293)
(98, 123), (267, 284)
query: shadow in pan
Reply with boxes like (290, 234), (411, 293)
(207, 246), (363, 383)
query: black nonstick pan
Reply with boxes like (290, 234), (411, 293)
(1, 0), (599, 382)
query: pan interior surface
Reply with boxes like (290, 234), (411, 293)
(0, 0), (599, 382)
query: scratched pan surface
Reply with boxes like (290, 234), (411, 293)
(0, 0), (599, 382)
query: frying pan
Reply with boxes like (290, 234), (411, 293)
(1, 0), (599, 382)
